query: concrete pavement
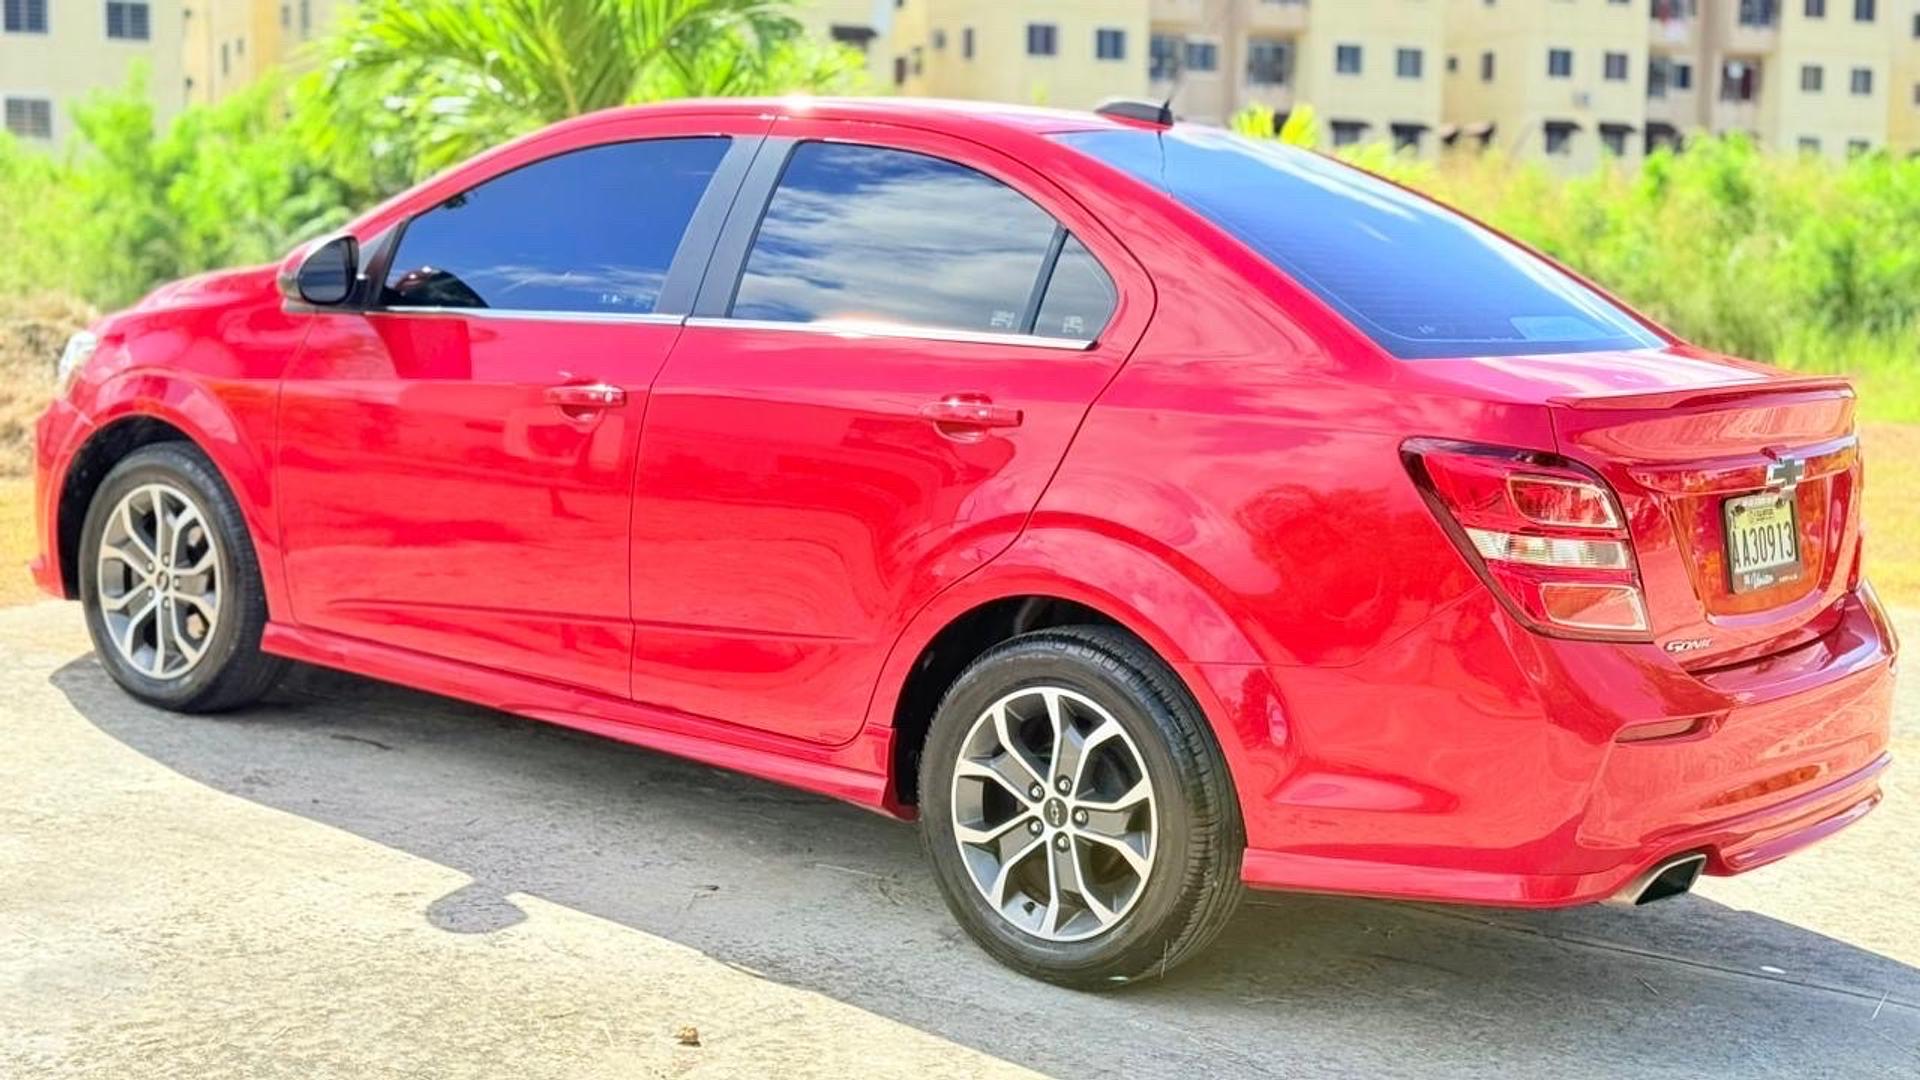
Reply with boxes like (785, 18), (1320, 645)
(1, 600), (1916, 1078)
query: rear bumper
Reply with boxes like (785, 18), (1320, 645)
(1206, 583), (1896, 907)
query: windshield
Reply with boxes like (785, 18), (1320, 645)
(1058, 127), (1662, 359)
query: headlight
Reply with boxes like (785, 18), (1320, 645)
(55, 331), (98, 397)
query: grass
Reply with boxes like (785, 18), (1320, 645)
(1861, 424), (1920, 611)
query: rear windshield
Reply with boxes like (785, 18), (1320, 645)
(1058, 127), (1662, 359)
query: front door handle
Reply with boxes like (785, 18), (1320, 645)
(544, 382), (626, 414)
(919, 396), (1023, 430)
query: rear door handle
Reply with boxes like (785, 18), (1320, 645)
(919, 396), (1023, 430)
(544, 382), (626, 412)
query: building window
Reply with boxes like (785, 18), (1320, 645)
(1544, 121), (1577, 156)
(1798, 136), (1821, 153)
(1604, 52), (1628, 81)
(830, 24), (877, 54)
(1336, 44), (1362, 75)
(962, 27), (974, 60)
(1396, 48), (1423, 79)
(1547, 49), (1572, 79)
(1026, 23), (1056, 57)
(299, 0), (311, 36)
(1481, 50), (1495, 81)
(1853, 0), (1875, 21)
(1600, 124), (1632, 157)
(1801, 64), (1823, 92)
(1674, 62), (1692, 89)
(1914, 81), (1920, 104)
(930, 28), (945, 50)
(1247, 39), (1292, 86)
(1804, 0), (1825, 14)
(2, 96), (51, 138)
(280, 3), (289, 29)
(220, 42), (231, 77)
(1330, 120), (1369, 147)
(1738, 0), (1778, 26)
(1850, 67), (1872, 94)
(910, 46), (923, 75)
(3, 0), (48, 33)
(1447, 54), (1459, 74)
(1184, 40), (1218, 73)
(1150, 34), (1181, 80)
(1390, 123), (1427, 152)
(1720, 59), (1759, 101)
(1095, 28), (1125, 62)
(893, 56), (906, 85)
(105, 1), (149, 40)
(1913, 12), (1920, 36)
(1849, 138), (1871, 155)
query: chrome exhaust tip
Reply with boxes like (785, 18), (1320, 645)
(1608, 853), (1708, 907)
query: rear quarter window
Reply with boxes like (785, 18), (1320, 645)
(1058, 127), (1661, 359)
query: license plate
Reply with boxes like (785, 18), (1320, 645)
(1723, 491), (1803, 593)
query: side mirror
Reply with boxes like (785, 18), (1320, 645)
(279, 234), (359, 307)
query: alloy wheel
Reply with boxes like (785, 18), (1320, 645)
(948, 685), (1158, 942)
(95, 482), (222, 681)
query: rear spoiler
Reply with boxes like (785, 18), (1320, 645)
(1547, 375), (1855, 413)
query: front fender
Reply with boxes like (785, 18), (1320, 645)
(58, 370), (287, 619)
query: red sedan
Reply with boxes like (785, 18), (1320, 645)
(31, 98), (1895, 987)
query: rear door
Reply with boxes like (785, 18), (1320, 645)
(277, 122), (761, 696)
(627, 122), (1151, 744)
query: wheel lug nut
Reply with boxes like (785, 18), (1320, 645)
(1027, 820), (1043, 836)
(1055, 777), (1071, 794)
(1028, 784), (1044, 801)
(1053, 834), (1070, 851)
(1073, 809), (1088, 825)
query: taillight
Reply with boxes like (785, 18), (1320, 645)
(1405, 439), (1649, 640)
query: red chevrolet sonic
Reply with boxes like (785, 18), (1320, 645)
(32, 98), (1896, 986)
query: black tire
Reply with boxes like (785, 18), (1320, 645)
(918, 625), (1244, 988)
(78, 442), (287, 713)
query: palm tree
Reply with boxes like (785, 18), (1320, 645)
(300, 0), (865, 190)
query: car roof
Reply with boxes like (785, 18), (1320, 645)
(550, 95), (1151, 139)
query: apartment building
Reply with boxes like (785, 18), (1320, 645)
(2, 0), (188, 150)
(889, 0), (1445, 151)
(1886, 0), (1920, 152)
(1445, 0), (1650, 170)
(182, 0), (346, 106)
(889, 0), (1150, 107)
(2, 0), (347, 152)
(797, 0), (890, 85)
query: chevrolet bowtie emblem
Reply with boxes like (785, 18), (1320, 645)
(1764, 456), (1806, 489)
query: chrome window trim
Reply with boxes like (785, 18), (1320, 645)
(374, 306), (686, 327)
(683, 317), (1095, 351)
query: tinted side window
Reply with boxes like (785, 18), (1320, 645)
(731, 142), (1058, 334)
(383, 137), (729, 315)
(1033, 237), (1116, 340)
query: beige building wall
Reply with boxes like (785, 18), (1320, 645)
(1895, 2), (1920, 153)
(796, 0), (890, 86)
(892, 0), (1149, 108)
(1445, 0), (1649, 172)
(1, 0), (188, 152)
(1296, 0), (1445, 152)
(184, 0), (349, 104)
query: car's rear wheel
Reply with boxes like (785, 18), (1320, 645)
(79, 443), (286, 713)
(919, 626), (1243, 988)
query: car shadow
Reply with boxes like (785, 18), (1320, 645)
(53, 657), (1920, 1079)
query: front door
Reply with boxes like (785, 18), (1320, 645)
(277, 130), (754, 696)
(628, 124), (1148, 743)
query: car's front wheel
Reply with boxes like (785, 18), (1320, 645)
(78, 442), (286, 713)
(919, 626), (1244, 988)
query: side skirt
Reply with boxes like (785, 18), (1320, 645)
(260, 622), (904, 816)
